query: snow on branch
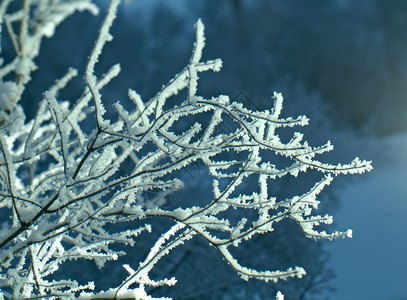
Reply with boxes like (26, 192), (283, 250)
(0, 1), (372, 299)
(0, 0), (98, 125)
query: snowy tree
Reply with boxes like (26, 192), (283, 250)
(0, 1), (372, 299)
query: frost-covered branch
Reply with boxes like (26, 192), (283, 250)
(0, 0), (98, 124)
(0, 1), (372, 299)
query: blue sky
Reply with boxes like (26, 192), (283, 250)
(328, 133), (407, 299)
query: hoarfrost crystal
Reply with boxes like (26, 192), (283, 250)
(0, 1), (372, 299)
